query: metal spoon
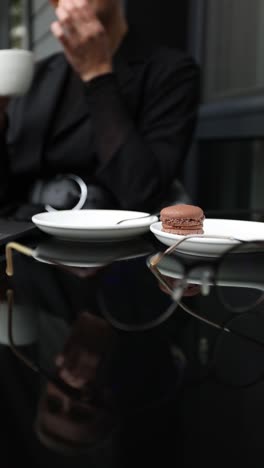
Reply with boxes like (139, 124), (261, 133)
(116, 212), (160, 225)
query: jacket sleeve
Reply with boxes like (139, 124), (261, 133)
(84, 56), (200, 211)
(0, 120), (13, 215)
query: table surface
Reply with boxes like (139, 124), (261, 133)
(0, 230), (264, 467)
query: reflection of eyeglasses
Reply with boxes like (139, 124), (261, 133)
(7, 289), (93, 403)
(5, 287), (99, 406)
(4, 244), (106, 406)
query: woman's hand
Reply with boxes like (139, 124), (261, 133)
(51, 0), (112, 82)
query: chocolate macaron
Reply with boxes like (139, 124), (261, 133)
(160, 204), (205, 235)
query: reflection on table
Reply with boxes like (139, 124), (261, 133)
(0, 235), (264, 466)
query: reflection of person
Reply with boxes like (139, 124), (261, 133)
(55, 311), (113, 390)
(5, 254), (185, 463)
(34, 309), (183, 462)
(35, 312), (117, 455)
(0, 0), (199, 219)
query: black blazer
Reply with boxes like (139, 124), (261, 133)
(0, 31), (200, 216)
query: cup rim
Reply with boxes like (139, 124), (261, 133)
(0, 49), (34, 57)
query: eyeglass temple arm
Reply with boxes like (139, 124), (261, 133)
(179, 300), (264, 349)
(148, 253), (175, 295)
(5, 242), (35, 277)
(5, 241), (85, 274)
(164, 233), (243, 256)
(147, 233), (242, 288)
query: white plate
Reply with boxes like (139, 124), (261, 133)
(150, 219), (264, 257)
(32, 210), (158, 242)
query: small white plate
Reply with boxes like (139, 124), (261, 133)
(150, 219), (264, 257)
(32, 210), (158, 242)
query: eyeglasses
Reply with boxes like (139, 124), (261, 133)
(5, 241), (175, 335)
(147, 234), (264, 330)
(147, 235), (264, 388)
(149, 234), (264, 311)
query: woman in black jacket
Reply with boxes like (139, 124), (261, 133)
(0, 0), (199, 219)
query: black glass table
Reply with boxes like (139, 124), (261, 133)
(0, 230), (264, 467)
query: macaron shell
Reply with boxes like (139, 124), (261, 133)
(162, 227), (204, 235)
(160, 204), (204, 221)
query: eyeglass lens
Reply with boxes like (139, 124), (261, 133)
(216, 242), (264, 312)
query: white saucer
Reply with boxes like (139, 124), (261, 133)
(32, 210), (158, 242)
(150, 219), (264, 257)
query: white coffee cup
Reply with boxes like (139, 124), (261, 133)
(0, 49), (34, 96)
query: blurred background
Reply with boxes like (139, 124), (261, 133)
(1, 0), (264, 217)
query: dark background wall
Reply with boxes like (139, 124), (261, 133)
(0, 0), (10, 48)
(127, 0), (197, 203)
(126, 0), (190, 51)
